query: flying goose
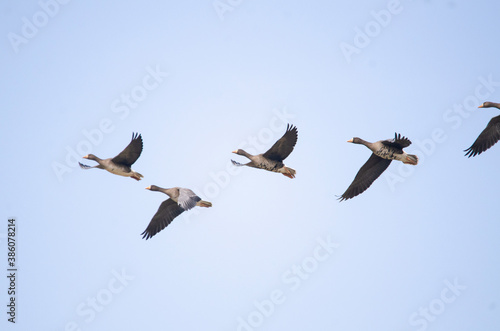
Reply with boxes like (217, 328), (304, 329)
(464, 102), (500, 157)
(339, 133), (418, 201)
(232, 124), (298, 178)
(79, 132), (144, 180)
(141, 185), (212, 240)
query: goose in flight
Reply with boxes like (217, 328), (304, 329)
(79, 132), (144, 180)
(339, 133), (418, 201)
(141, 185), (212, 240)
(232, 124), (298, 178)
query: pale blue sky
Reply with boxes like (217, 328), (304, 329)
(1, 1), (500, 330)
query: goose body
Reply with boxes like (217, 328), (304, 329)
(141, 185), (212, 240)
(464, 102), (500, 157)
(79, 132), (144, 180)
(339, 133), (418, 201)
(232, 151), (288, 173)
(232, 124), (298, 178)
(359, 138), (418, 164)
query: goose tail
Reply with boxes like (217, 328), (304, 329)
(131, 171), (144, 181)
(197, 200), (212, 208)
(404, 154), (418, 165)
(281, 166), (296, 179)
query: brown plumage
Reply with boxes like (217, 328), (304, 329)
(79, 132), (144, 180)
(141, 185), (212, 240)
(339, 133), (418, 201)
(232, 124), (298, 178)
(464, 102), (500, 157)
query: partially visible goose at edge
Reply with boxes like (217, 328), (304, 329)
(339, 133), (418, 201)
(232, 124), (298, 178)
(141, 185), (212, 240)
(79, 132), (144, 180)
(464, 102), (500, 157)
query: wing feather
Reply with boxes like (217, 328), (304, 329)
(177, 188), (201, 210)
(339, 154), (392, 201)
(141, 199), (184, 240)
(464, 116), (500, 157)
(79, 162), (103, 170)
(262, 124), (298, 162)
(381, 132), (412, 150)
(112, 132), (143, 166)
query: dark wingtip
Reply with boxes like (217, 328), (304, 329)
(231, 159), (242, 166)
(335, 195), (347, 202)
(394, 132), (412, 145)
(132, 132), (142, 142)
(464, 148), (478, 158)
(141, 229), (152, 240)
(286, 123), (298, 132)
(78, 162), (91, 169)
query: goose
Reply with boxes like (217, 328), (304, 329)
(141, 185), (212, 240)
(464, 102), (500, 157)
(79, 132), (144, 180)
(232, 124), (298, 178)
(339, 133), (418, 201)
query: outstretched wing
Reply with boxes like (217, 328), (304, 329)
(263, 124), (298, 162)
(79, 162), (103, 170)
(231, 159), (258, 169)
(112, 132), (143, 166)
(141, 199), (184, 240)
(338, 154), (392, 201)
(231, 160), (244, 166)
(382, 132), (412, 151)
(464, 115), (500, 157)
(79, 162), (92, 169)
(177, 188), (201, 210)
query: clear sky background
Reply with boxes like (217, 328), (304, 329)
(1, 0), (500, 330)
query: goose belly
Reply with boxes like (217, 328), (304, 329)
(375, 147), (399, 160)
(249, 155), (284, 172)
(106, 166), (132, 177)
(256, 161), (283, 172)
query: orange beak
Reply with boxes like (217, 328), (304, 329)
(145, 186), (151, 190)
(478, 104), (484, 108)
(82, 155), (89, 159)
